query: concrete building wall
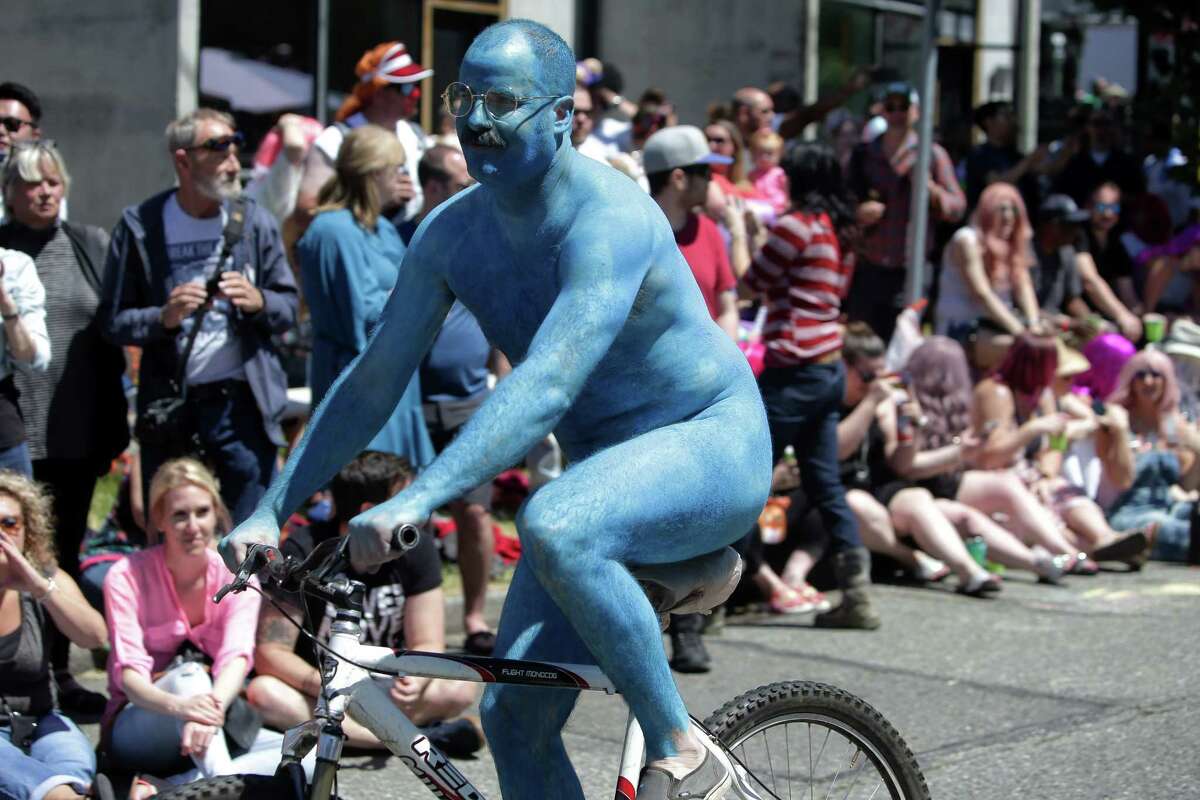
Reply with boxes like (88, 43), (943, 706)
(508, 0), (577, 49)
(594, 0), (808, 125)
(0, 1), (191, 230)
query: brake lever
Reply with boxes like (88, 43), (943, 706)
(214, 543), (286, 603)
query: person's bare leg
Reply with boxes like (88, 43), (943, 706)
(935, 499), (1044, 572)
(1062, 500), (1124, 551)
(957, 471), (1077, 555)
(405, 678), (480, 727)
(847, 489), (924, 572)
(781, 546), (822, 588)
(752, 563), (793, 599)
(247, 675), (383, 750)
(889, 488), (987, 583)
(452, 499), (495, 637)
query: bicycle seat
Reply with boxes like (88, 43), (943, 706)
(631, 547), (743, 629)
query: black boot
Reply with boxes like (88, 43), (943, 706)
(668, 613), (711, 673)
(814, 547), (881, 630)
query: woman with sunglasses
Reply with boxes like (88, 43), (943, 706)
(1104, 350), (1199, 562)
(934, 182), (1039, 341)
(0, 469), (112, 800)
(295, 125), (434, 469)
(1079, 182), (1139, 319)
(103, 458), (287, 790)
(0, 140), (130, 715)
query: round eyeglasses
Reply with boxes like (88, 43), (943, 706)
(442, 81), (559, 120)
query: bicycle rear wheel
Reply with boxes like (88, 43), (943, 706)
(703, 680), (930, 800)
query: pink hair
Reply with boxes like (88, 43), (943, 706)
(995, 333), (1057, 398)
(971, 182), (1032, 292)
(1074, 333), (1135, 399)
(1108, 348), (1180, 427)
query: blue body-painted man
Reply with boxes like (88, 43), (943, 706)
(222, 20), (770, 799)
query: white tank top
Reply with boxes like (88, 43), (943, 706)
(934, 227), (1014, 335)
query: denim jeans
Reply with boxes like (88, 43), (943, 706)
(109, 661), (298, 781)
(1109, 501), (1193, 563)
(0, 442), (32, 478)
(141, 381), (276, 526)
(758, 360), (862, 554)
(0, 711), (95, 800)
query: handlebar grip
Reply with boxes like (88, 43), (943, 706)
(390, 523), (421, 554)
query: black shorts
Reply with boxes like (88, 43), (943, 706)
(423, 395), (493, 509)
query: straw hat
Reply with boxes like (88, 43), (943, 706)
(1163, 318), (1200, 362)
(1055, 339), (1090, 379)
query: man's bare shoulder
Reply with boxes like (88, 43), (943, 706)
(405, 186), (485, 264)
(563, 156), (664, 247)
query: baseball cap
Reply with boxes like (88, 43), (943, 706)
(642, 125), (733, 176)
(880, 81), (919, 106)
(1039, 194), (1091, 224)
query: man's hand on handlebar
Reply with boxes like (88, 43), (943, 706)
(219, 510), (282, 576)
(346, 495), (429, 574)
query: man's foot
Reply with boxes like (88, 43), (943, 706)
(813, 591), (882, 629)
(421, 716), (485, 757)
(639, 740), (732, 800)
(669, 628), (711, 674)
(463, 631), (496, 656)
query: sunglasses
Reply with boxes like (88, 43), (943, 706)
(683, 163), (711, 180)
(442, 82), (558, 121)
(1133, 369), (1163, 382)
(1094, 201), (1121, 215)
(707, 135), (731, 145)
(0, 516), (22, 532)
(884, 102), (910, 113)
(0, 116), (35, 134)
(388, 82), (419, 97)
(184, 131), (244, 153)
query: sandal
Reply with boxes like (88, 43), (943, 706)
(129, 775), (168, 800)
(1067, 554), (1100, 576)
(957, 573), (1003, 597)
(769, 587), (814, 614)
(463, 630), (497, 656)
(794, 582), (832, 613)
(1091, 530), (1149, 563)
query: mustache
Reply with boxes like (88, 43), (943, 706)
(465, 128), (505, 148)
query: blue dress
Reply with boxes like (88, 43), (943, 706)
(297, 209), (434, 467)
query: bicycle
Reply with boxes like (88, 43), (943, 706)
(156, 527), (931, 800)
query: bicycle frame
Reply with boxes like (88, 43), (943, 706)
(281, 620), (647, 800)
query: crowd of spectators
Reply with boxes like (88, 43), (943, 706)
(0, 29), (1198, 798)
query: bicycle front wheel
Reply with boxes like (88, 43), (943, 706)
(152, 774), (296, 800)
(704, 680), (930, 800)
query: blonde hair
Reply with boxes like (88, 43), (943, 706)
(1, 141), (71, 202)
(315, 125), (405, 229)
(749, 129), (783, 154)
(147, 458), (231, 546)
(0, 470), (56, 573)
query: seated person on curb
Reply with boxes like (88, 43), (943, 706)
(222, 19), (771, 800)
(246, 451), (482, 756)
(102, 459), (286, 786)
(0, 470), (112, 800)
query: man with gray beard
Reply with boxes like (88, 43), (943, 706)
(99, 108), (298, 522)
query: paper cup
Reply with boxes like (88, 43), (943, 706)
(1144, 313), (1166, 343)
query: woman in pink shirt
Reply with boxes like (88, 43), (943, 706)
(102, 458), (271, 784)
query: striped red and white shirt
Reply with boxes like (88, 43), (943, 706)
(743, 211), (850, 368)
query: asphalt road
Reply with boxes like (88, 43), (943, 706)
(76, 562), (1200, 799)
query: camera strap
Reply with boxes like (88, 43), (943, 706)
(173, 197), (249, 398)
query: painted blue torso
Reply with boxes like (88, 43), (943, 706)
(425, 153), (759, 458)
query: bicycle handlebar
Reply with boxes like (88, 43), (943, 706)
(214, 523), (424, 604)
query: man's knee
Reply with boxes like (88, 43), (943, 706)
(480, 683), (571, 748)
(515, 492), (583, 572)
(247, 675), (306, 711)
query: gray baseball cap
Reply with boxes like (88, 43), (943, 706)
(642, 125), (734, 176)
(1039, 193), (1091, 224)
